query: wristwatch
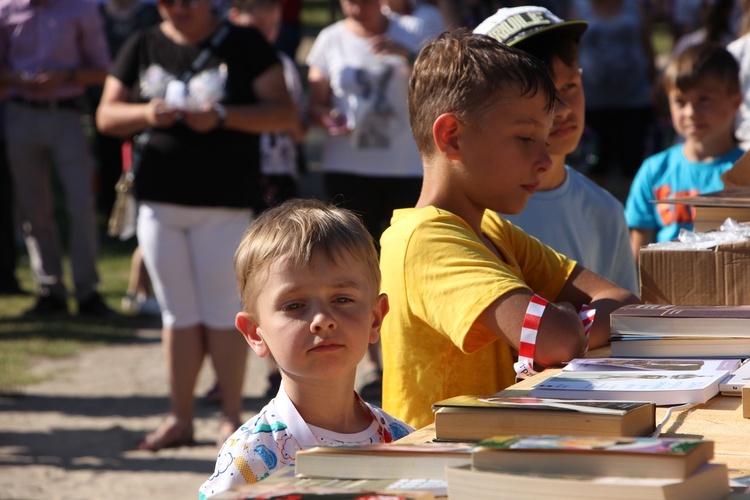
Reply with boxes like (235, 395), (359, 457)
(212, 103), (227, 128)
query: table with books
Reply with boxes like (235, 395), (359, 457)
(399, 351), (750, 480)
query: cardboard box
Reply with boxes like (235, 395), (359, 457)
(743, 385), (750, 419)
(638, 241), (750, 305)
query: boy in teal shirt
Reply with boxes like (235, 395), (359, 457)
(626, 42), (744, 256)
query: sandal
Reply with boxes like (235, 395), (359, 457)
(137, 419), (194, 451)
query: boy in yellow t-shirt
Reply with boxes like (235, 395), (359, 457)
(379, 30), (640, 428)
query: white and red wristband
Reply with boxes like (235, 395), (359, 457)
(513, 294), (596, 381)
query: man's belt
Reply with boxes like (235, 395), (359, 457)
(10, 96), (83, 111)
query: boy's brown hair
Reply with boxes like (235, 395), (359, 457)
(234, 199), (381, 313)
(664, 42), (740, 94)
(408, 29), (558, 159)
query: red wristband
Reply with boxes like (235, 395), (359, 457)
(514, 294), (548, 380)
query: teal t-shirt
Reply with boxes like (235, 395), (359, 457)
(625, 144), (744, 242)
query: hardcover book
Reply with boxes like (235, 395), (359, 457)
(610, 337), (750, 358)
(294, 442), (473, 480)
(431, 395), (655, 441)
(445, 463), (730, 500)
(470, 435), (714, 480)
(610, 304), (750, 338)
(530, 369), (730, 406)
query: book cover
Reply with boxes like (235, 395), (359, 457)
(530, 370), (730, 406)
(445, 463), (730, 500)
(610, 337), (750, 358)
(564, 357), (741, 373)
(610, 304), (750, 338)
(431, 395), (655, 441)
(470, 435), (713, 480)
(294, 442), (473, 480)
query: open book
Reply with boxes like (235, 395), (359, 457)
(530, 369), (729, 406)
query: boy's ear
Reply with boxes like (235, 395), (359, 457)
(369, 293), (390, 344)
(433, 113), (463, 160)
(235, 311), (270, 358)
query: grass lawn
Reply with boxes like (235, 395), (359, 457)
(0, 218), (157, 394)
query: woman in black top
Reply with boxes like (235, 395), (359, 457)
(96, 0), (295, 451)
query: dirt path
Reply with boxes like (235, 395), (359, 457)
(0, 328), (274, 500)
(0, 327), (377, 500)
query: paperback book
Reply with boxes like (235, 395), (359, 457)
(445, 463), (730, 500)
(431, 395), (655, 441)
(294, 442), (473, 480)
(564, 357), (741, 373)
(530, 369), (730, 406)
(470, 435), (713, 480)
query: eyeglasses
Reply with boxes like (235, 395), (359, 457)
(160, 0), (200, 7)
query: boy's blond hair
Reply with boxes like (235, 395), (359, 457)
(664, 42), (740, 94)
(408, 29), (558, 160)
(234, 199), (381, 312)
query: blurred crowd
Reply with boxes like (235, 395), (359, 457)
(3, 0), (750, 449)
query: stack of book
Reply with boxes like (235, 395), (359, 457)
(609, 304), (750, 358)
(445, 435), (730, 500)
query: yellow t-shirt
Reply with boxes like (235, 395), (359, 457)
(379, 207), (577, 428)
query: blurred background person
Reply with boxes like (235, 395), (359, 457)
(572, 0), (658, 198)
(728, 0), (750, 149)
(673, 0), (738, 55)
(0, 100), (24, 296)
(96, 0), (295, 450)
(380, 0), (447, 45)
(0, 0), (114, 317)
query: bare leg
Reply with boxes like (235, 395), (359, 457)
(166, 323), (205, 425)
(139, 323), (205, 450)
(206, 327), (248, 441)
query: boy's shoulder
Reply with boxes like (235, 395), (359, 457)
(386, 206), (508, 239)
